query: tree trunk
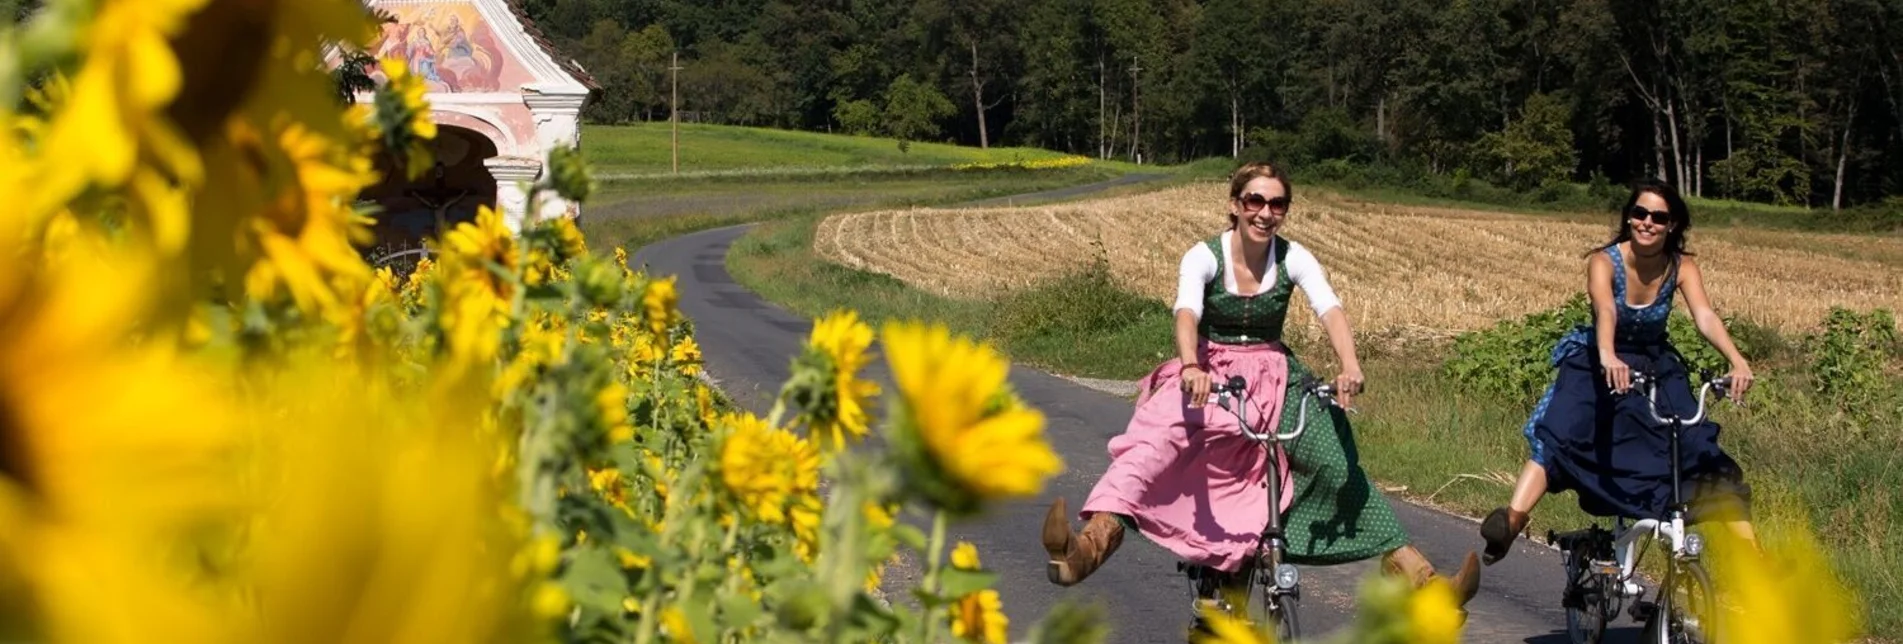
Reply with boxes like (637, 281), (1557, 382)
(1652, 110), (1669, 182)
(1098, 54), (1108, 159)
(1230, 88), (1240, 158)
(1376, 94), (1388, 147)
(1666, 100), (1685, 188)
(970, 40), (989, 149)
(1694, 143), (1703, 197)
(1834, 102), (1856, 211)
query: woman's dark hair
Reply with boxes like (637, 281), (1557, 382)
(1227, 161), (1292, 229)
(1589, 178), (1693, 258)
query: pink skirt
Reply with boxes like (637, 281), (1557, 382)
(1080, 340), (1297, 573)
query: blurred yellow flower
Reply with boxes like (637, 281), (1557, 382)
(880, 320), (1061, 501)
(806, 310), (879, 451)
(1408, 578), (1462, 644)
(379, 60), (437, 141)
(31, 0), (207, 238)
(587, 467), (630, 514)
(791, 495), (823, 563)
(240, 120), (377, 315)
(1191, 605), (1274, 644)
(661, 606), (698, 644)
(1704, 528), (1861, 644)
(951, 589), (1008, 644)
(442, 206), (520, 303)
(643, 275), (679, 336)
(717, 413), (819, 525)
(951, 541), (982, 570)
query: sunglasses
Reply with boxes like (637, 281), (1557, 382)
(1238, 193), (1291, 213)
(1626, 205), (1678, 226)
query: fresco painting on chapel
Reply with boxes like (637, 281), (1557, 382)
(368, 2), (528, 93)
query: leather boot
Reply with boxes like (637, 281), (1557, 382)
(1382, 544), (1482, 609)
(1041, 497), (1124, 586)
(1480, 507), (1530, 565)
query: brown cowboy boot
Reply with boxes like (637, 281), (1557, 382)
(1480, 507), (1530, 565)
(1041, 497), (1125, 586)
(1382, 544), (1482, 609)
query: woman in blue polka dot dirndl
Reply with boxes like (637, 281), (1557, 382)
(1480, 179), (1762, 565)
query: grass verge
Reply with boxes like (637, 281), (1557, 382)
(578, 166), (1127, 254)
(729, 209), (1901, 641)
(582, 122), (1143, 176)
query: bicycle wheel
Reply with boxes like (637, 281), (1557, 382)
(1562, 545), (1608, 644)
(1258, 551), (1301, 642)
(1644, 560), (1716, 644)
(1265, 592), (1300, 642)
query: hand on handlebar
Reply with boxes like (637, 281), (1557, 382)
(1722, 365), (1753, 404)
(1181, 364), (1213, 407)
(1333, 369), (1364, 409)
(1601, 352), (1633, 394)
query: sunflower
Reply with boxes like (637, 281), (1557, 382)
(716, 413), (819, 526)
(879, 320), (1061, 509)
(642, 276), (679, 336)
(440, 206), (520, 304)
(670, 336), (703, 377)
(1407, 579), (1462, 644)
(1190, 606), (1274, 644)
(1703, 527), (1861, 644)
(803, 310), (879, 451)
(950, 589), (1009, 644)
(28, 0), (208, 237)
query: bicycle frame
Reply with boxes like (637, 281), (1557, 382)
(1182, 372), (1335, 632)
(1570, 370), (1730, 642)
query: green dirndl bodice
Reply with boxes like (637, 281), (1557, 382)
(1196, 233), (1410, 564)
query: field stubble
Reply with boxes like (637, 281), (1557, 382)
(816, 183), (1903, 346)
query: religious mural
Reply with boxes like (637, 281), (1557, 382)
(369, 2), (508, 93)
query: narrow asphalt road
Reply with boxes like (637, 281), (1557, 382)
(629, 177), (1647, 643)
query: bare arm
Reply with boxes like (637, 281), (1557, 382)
(1317, 307), (1364, 408)
(1587, 253), (1631, 392)
(1284, 243), (1361, 407)
(1676, 257), (1754, 399)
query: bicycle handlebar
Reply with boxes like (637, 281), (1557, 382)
(1213, 374), (1337, 442)
(1628, 371), (1732, 426)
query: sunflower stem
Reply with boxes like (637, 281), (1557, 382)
(921, 509), (948, 643)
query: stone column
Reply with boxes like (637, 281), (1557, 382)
(483, 156), (543, 234)
(523, 88), (590, 222)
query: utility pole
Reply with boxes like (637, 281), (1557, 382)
(670, 51), (682, 175)
(1096, 54), (1106, 160)
(1129, 55), (1142, 164)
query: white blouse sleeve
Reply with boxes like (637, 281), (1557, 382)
(1173, 243), (1218, 319)
(1283, 241), (1342, 318)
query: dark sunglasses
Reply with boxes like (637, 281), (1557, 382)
(1626, 205), (1678, 225)
(1239, 193), (1291, 213)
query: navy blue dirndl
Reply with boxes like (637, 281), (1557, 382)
(1519, 246), (1750, 523)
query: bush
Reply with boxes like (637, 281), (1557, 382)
(1805, 307), (1900, 419)
(991, 243), (1162, 350)
(1443, 294), (1592, 404)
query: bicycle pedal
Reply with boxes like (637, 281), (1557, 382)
(1630, 601), (1658, 623)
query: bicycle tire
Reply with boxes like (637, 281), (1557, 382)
(1266, 592), (1300, 642)
(1563, 545), (1608, 644)
(1644, 560), (1716, 644)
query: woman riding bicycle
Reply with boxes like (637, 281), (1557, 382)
(1040, 161), (1482, 609)
(1480, 179), (1760, 565)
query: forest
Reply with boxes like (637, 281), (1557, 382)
(516, 0), (1903, 210)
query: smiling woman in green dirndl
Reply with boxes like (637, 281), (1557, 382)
(1038, 161), (1481, 610)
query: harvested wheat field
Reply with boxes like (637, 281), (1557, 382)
(814, 183), (1903, 344)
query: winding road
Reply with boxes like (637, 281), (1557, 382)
(629, 176), (1646, 643)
